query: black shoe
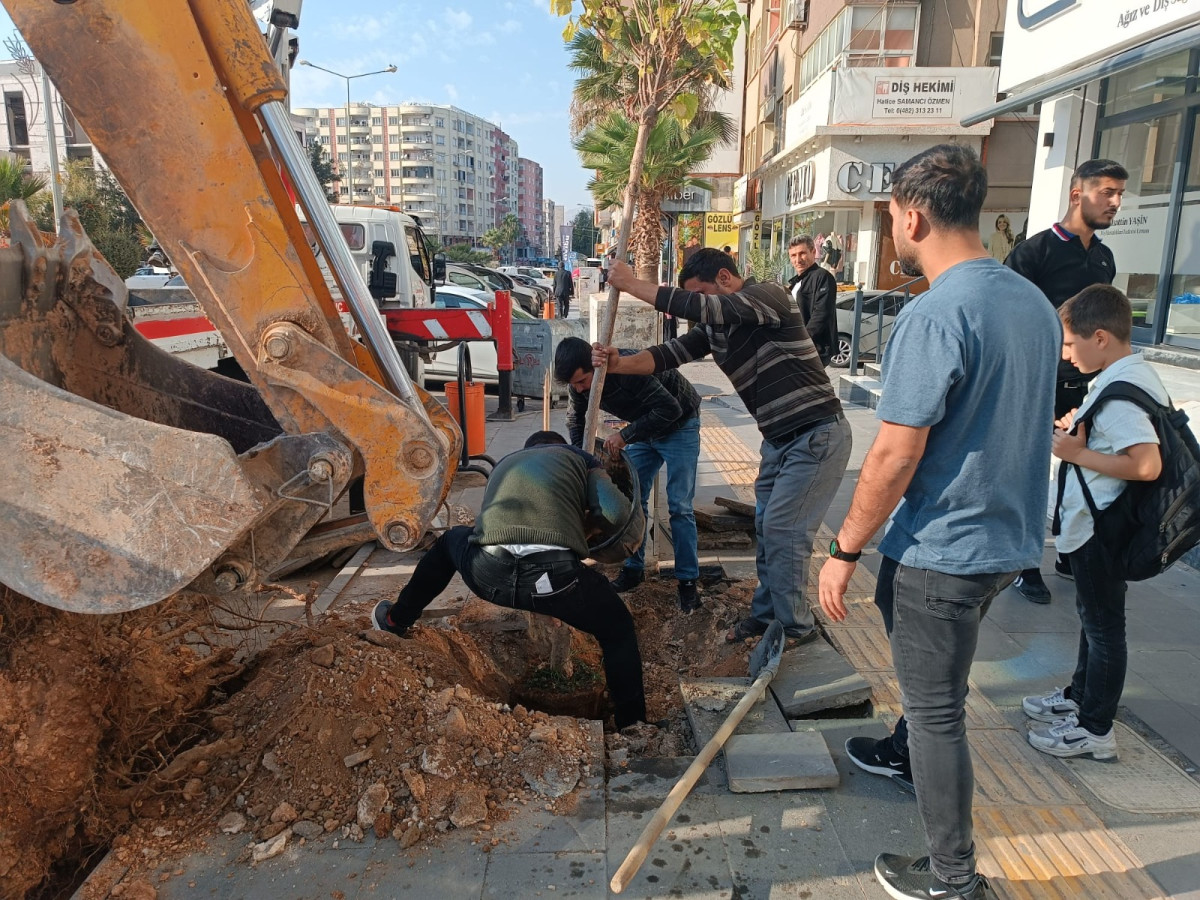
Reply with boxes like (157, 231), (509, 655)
(1013, 568), (1051, 604)
(845, 736), (915, 794)
(610, 568), (644, 593)
(1053, 556), (1074, 581)
(874, 854), (995, 899)
(371, 599), (406, 637)
(678, 579), (701, 613)
(783, 627), (822, 646)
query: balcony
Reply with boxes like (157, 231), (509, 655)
(780, 66), (1000, 155)
(348, 121), (370, 135)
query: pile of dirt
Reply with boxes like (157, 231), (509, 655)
(2, 571), (758, 897)
(0, 588), (242, 898)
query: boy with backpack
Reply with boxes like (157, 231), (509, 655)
(1024, 284), (1169, 760)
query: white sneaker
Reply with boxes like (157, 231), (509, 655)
(1022, 687), (1080, 723)
(1028, 714), (1117, 760)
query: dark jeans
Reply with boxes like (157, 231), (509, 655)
(1066, 534), (1128, 735)
(390, 526), (647, 728)
(876, 555), (1017, 884)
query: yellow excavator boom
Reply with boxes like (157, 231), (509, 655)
(0, 0), (461, 613)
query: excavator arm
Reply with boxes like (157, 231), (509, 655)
(0, 0), (462, 613)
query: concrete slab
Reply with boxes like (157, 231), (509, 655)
(770, 638), (872, 718)
(680, 677), (791, 760)
(358, 829), (487, 898)
(1058, 722), (1200, 813)
(482, 850), (607, 898)
(724, 730), (839, 792)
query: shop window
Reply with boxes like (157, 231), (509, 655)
(1100, 51), (1191, 119)
(5, 92), (28, 146)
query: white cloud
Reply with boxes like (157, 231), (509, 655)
(444, 8), (472, 29)
(497, 18), (522, 34)
(445, 83), (459, 101)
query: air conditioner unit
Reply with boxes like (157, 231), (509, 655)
(786, 0), (809, 30)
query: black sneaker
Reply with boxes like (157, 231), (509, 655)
(1053, 556), (1074, 581)
(610, 568), (644, 593)
(678, 579), (701, 613)
(371, 599), (406, 637)
(845, 735), (915, 793)
(1012, 568), (1051, 604)
(874, 854), (995, 900)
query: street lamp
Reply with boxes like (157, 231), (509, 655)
(298, 60), (397, 204)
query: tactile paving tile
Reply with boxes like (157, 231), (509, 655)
(970, 730), (1081, 807)
(975, 806), (1166, 899)
(698, 412), (758, 503)
(825, 626), (893, 671)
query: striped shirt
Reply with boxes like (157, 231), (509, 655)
(646, 277), (841, 440)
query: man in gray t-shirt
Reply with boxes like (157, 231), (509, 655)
(817, 145), (1059, 900)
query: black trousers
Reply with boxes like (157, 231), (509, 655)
(391, 526), (647, 728)
(555, 295), (571, 318)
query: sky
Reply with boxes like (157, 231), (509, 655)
(0, 0), (594, 213)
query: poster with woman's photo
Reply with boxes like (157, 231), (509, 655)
(981, 211), (1029, 264)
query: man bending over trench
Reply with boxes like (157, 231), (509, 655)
(372, 431), (648, 729)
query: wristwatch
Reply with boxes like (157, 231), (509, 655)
(829, 537), (862, 563)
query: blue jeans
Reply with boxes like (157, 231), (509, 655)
(1067, 534), (1128, 735)
(751, 417), (852, 637)
(889, 561), (1017, 885)
(622, 416), (701, 581)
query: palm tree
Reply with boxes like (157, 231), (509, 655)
(0, 154), (48, 238)
(575, 111), (730, 281)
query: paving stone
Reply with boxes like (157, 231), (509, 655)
(770, 638), (872, 718)
(483, 850), (607, 898)
(724, 730), (839, 793)
(680, 677), (791, 788)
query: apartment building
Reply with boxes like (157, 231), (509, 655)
(734, 0), (1035, 291)
(1, 61), (97, 176)
(544, 199), (564, 258)
(296, 102), (516, 246)
(516, 157), (545, 260)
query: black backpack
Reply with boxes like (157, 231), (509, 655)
(1053, 381), (1200, 581)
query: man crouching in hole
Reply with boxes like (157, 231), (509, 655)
(373, 431), (648, 730)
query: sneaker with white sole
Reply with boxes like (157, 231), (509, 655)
(1027, 713), (1117, 760)
(1022, 687), (1080, 723)
(845, 735), (915, 793)
(371, 598), (407, 637)
(874, 853), (996, 899)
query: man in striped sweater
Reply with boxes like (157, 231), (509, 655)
(600, 249), (851, 644)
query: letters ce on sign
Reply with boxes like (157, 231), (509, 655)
(786, 162), (816, 207)
(837, 161), (895, 196)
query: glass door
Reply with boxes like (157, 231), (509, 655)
(1164, 110), (1200, 349)
(1096, 111), (1183, 341)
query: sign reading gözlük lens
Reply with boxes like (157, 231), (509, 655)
(1000, 0), (1200, 93)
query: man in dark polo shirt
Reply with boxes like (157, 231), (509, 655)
(372, 431), (647, 729)
(554, 336), (703, 612)
(601, 249), (851, 645)
(1004, 158), (1127, 604)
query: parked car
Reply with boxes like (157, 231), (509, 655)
(423, 285), (534, 386)
(498, 265), (553, 292)
(508, 273), (550, 306)
(830, 291), (904, 367)
(445, 264), (542, 316)
(124, 266), (173, 291)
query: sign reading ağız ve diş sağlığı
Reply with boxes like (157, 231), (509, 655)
(873, 77), (956, 118)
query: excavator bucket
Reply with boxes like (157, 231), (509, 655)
(0, 209), (356, 613)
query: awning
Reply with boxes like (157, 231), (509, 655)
(961, 22), (1200, 127)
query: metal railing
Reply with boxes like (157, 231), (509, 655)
(847, 276), (926, 375)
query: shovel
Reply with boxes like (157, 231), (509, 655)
(610, 621), (788, 893)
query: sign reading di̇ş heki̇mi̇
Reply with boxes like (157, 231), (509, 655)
(873, 76), (956, 118)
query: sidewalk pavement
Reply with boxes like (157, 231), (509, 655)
(91, 358), (1200, 900)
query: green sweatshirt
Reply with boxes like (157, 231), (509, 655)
(473, 447), (591, 555)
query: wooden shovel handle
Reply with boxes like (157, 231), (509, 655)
(609, 669), (775, 893)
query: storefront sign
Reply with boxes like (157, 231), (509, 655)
(662, 187), (712, 213)
(1000, 0), (1200, 93)
(785, 163), (817, 206)
(832, 68), (997, 125)
(704, 212), (736, 249)
(837, 161), (896, 195)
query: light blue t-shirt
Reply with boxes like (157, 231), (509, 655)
(877, 257), (1061, 574)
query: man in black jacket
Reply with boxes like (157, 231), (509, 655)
(553, 265), (575, 319)
(554, 336), (702, 612)
(373, 431), (647, 729)
(1004, 158), (1127, 604)
(787, 235), (839, 365)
